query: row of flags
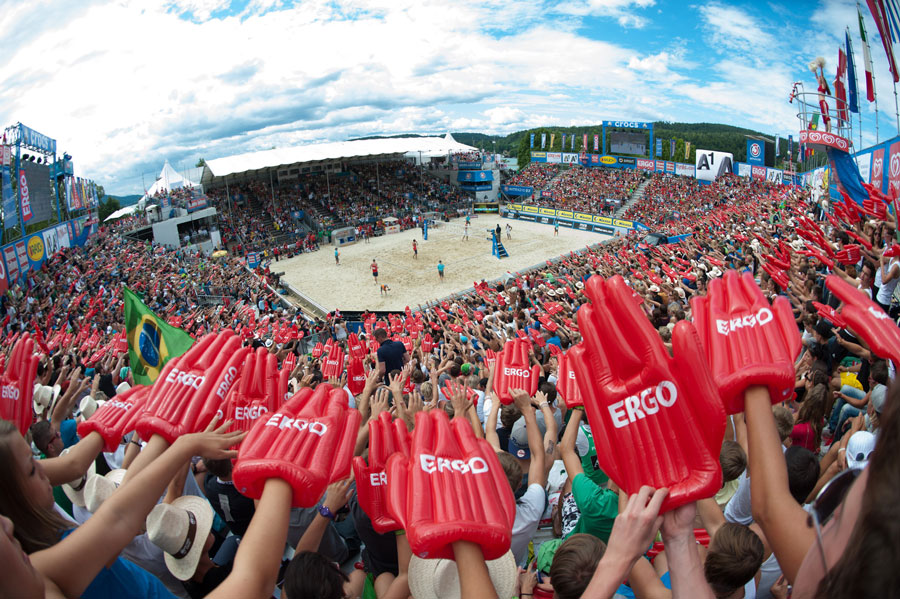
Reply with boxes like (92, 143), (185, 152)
(529, 132), (602, 152)
(65, 176), (100, 212)
(834, 3), (892, 121)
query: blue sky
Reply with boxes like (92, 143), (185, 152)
(0, 0), (894, 194)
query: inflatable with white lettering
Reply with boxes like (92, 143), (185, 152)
(0, 335), (39, 436)
(352, 412), (411, 534)
(691, 270), (800, 413)
(78, 385), (151, 452)
(492, 338), (541, 405)
(220, 347), (280, 444)
(385, 410), (515, 560)
(568, 275), (725, 513)
(233, 384), (361, 507)
(826, 274), (900, 366)
(135, 332), (248, 444)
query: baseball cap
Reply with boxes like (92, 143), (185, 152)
(870, 384), (887, 414)
(460, 363), (471, 375)
(846, 431), (876, 469)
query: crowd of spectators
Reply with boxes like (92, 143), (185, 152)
(529, 166), (644, 214)
(4, 158), (899, 598)
(507, 163), (559, 190)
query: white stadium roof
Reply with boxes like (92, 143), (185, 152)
(203, 134), (477, 180)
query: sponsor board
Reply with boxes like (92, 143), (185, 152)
(523, 205), (539, 213)
(556, 210), (574, 219)
(600, 155), (616, 165)
(636, 158), (655, 170)
(855, 153), (872, 183)
(602, 120), (651, 129)
(751, 165), (767, 179)
(531, 152), (546, 158)
(594, 215), (613, 225)
(695, 149), (734, 181)
(546, 152), (562, 164)
(574, 212), (593, 221)
(617, 156), (636, 165)
(539, 207), (556, 216)
(675, 163), (695, 177)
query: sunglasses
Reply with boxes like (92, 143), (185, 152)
(807, 467), (862, 570)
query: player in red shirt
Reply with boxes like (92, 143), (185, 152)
(412, 239), (418, 259)
(371, 259), (379, 284)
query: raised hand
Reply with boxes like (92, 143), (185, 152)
(0, 335), (40, 436)
(385, 409), (515, 560)
(691, 270), (800, 412)
(232, 383), (361, 507)
(77, 385), (151, 452)
(826, 274), (900, 365)
(352, 411), (411, 533)
(322, 345), (346, 379)
(135, 332), (248, 444)
(555, 349), (582, 409)
(569, 275), (725, 513)
(220, 347), (280, 443)
(492, 337), (541, 405)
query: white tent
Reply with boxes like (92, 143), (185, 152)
(104, 204), (140, 221)
(141, 160), (201, 201)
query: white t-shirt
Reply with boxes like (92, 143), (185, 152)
(510, 484), (546, 566)
(875, 258), (899, 305)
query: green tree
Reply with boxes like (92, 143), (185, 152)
(98, 196), (121, 222)
(196, 158), (206, 168)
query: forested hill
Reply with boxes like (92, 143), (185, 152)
(451, 122), (787, 170)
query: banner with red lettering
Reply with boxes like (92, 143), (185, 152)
(593, 134), (599, 152)
(888, 141), (900, 196)
(872, 147), (885, 190)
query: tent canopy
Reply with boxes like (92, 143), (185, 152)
(203, 135), (478, 181)
(142, 160), (201, 201)
(104, 204), (139, 222)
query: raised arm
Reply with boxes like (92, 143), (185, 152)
(745, 386), (814, 583)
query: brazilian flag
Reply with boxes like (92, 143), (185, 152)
(123, 287), (194, 384)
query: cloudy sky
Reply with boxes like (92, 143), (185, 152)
(0, 0), (894, 194)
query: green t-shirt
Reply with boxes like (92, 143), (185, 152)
(579, 424), (610, 487)
(567, 473), (618, 543)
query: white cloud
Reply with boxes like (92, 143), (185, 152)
(0, 0), (845, 194)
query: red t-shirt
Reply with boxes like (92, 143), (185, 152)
(371, 263), (378, 273)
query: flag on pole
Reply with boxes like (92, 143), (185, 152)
(124, 287), (194, 384)
(571, 134), (575, 150)
(884, 0), (900, 42)
(530, 133), (535, 148)
(860, 6), (877, 101)
(835, 44), (849, 121)
(550, 133), (555, 149)
(775, 135), (781, 157)
(670, 139), (676, 159)
(561, 134), (566, 151)
(583, 133), (588, 150)
(541, 133), (546, 149)
(866, 0), (899, 82)
(685, 141), (691, 160)
(593, 134), (599, 152)
(846, 29), (860, 113)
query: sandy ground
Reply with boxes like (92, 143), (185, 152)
(278, 216), (610, 311)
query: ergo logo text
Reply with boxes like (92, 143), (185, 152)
(608, 381), (677, 428)
(419, 454), (489, 475)
(165, 368), (206, 390)
(265, 413), (327, 436)
(715, 308), (773, 336)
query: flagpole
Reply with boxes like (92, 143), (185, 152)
(894, 79), (900, 134)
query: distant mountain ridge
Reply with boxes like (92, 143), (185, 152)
(107, 194), (141, 206)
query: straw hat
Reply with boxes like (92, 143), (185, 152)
(146, 496), (214, 581)
(79, 396), (106, 420)
(708, 267), (723, 278)
(32, 384), (54, 415)
(60, 448), (97, 507)
(83, 469), (127, 513)
(408, 550), (517, 599)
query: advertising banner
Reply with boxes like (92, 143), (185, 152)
(541, 133), (546, 149)
(599, 155), (617, 166)
(695, 149), (734, 182)
(562, 153), (579, 164)
(530, 133), (535, 148)
(656, 138), (663, 157)
(751, 165), (767, 179)
(15, 240), (28, 275)
(888, 141), (900, 197)
(593, 134), (599, 151)
(3, 245), (19, 282)
(636, 158), (655, 170)
(546, 152), (562, 164)
(1, 166), (17, 230)
(655, 160), (666, 172)
(17, 124), (56, 155)
(617, 157), (636, 166)
(56, 224), (70, 250)
(737, 163), (751, 177)
(501, 185), (534, 196)
(457, 161), (483, 170)
(666, 162), (675, 173)
(747, 139), (765, 166)
(590, 154), (599, 165)
(457, 170), (493, 183)
(22, 161), (52, 223)
(42, 228), (60, 258)
(872, 148), (885, 190)
(583, 134), (588, 150)
(675, 163), (695, 177)
(765, 169), (783, 184)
